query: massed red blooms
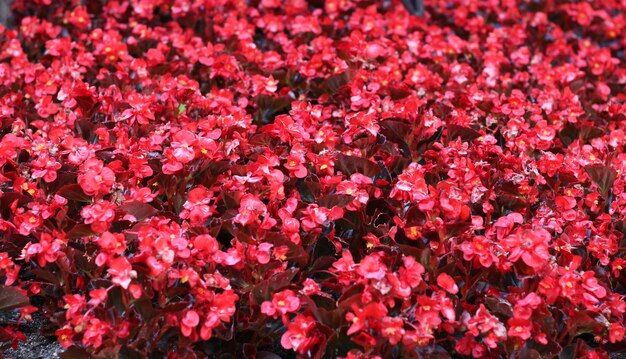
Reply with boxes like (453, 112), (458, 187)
(0, 0), (625, 358)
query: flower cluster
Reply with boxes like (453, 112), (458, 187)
(0, 0), (625, 357)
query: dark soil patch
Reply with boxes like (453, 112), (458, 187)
(3, 313), (61, 359)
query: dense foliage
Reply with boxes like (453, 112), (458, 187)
(0, 0), (625, 358)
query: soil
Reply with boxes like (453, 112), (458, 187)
(3, 313), (61, 359)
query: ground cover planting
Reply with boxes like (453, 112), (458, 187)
(0, 0), (625, 358)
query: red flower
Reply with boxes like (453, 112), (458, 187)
(210, 291), (238, 322)
(493, 213), (524, 240)
(82, 318), (110, 349)
(501, 90), (527, 117)
(21, 233), (63, 267)
(193, 234), (219, 254)
(107, 256), (134, 289)
(78, 159), (116, 196)
(181, 186), (214, 225)
(62, 294), (86, 320)
(3, 0), (626, 356)
(346, 302), (388, 336)
(436, 273), (459, 294)
(460, 236), (499, 268)
(381, 317), (405, 345)
(284, 153), (308, 178)
(582, 271), (607, 300)
(56, 327), (74, 348)
(66, 6), (91, 29)
(301, 204), (343, 231)
(507, 318), (532, 340)
(504, 228), (552, 269)
(609, 323), (625, 343)
(390, 163), (432, 209)
(398, 256), (425, 288)
(15, 211), (43, 236)
(281, 314), (318, 354)
(35, 96), (58, 118)
(301, 278), (321, 296)
(88, 289), (108, 307)
(555, 195), (577, 221)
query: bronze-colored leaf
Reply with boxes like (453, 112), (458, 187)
(447, 124), (481, 142)
(0, 286), (29, 312)
(585, 164), (617, 196)
(336, 154), (380, 177)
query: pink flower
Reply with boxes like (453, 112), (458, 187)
(261, 289), (301, 318)
(80, 201), (116, 233)
(234, 194), (272, 227)
(358, 254), (387, 281)
(493, 213), (524, 240)
(181, 310), (200, 337)
(107, 257), (133, 289)
(171, 130), (196, 163)
(31, 154), (62, 183)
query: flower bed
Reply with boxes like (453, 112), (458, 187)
(0, 0), (625, 357)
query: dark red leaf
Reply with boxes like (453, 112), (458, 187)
(0, 286), (29, 311)
(387, 83), (413, 100)
(336, 154), (380, 177)
(558, 123), (579, 147)
(318, 194), (354, 208)
(67, 224), (96, 239)
(380, 119), (412, 143)
(57, 184), (91, 202)
(257, 352), (282, 359)
(118, 202), (158, 221)
(251, 268), (299, 305)
(60, 347), (90, 359)
(585, 164), (617, 196)
(580, 126), (605, 141)
(447, 124), (481, 142)
(323, 70), (353, 94)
